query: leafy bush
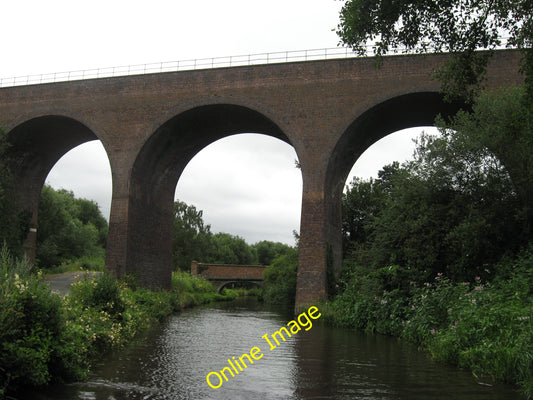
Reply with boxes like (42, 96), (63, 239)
(0, 248), (243, 397)
(328, 248), (533, 397)
(0, 246), (85, 395)
(263, 248), (298, 304)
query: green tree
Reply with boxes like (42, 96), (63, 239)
(205, 233), (258, 265)
(343, 127), (520, 283)
(252, 240), (292, 266)
(263, 247), (299, 304)
(342, 165), (396, 252)
(172, 200), (212, 270)
(442, 86), (533, 236)
(337, 0), (533, 101)
(36, 186), (107, 268)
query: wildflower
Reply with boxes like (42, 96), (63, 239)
(430, 329), (436, 335)
(474, 286), (483, 291)
(475, 276), (481, 281)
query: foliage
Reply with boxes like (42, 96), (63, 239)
(263, 247), (298, 304)
(442, 85), (533, 236)
(0, 245), (84, 396)
(0, 127), (30, 256)
(253, 240), (291, 266)
(328, 247), (533, 396)
(343, 124), (520, 284)
(172, 200), (212, 270)
(205, 232), (258, 265)
(172, 199), (291, 269)
(43, 256), (106, 276)
(333, 85), (533, 396)
(0, 244), (239, 398)
(337, 0), (533, 101)
(36, 186), (108, 269)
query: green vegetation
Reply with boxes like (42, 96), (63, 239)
(0, 246), (235, 398)
(325, 253), (533, 395)
(172, 199), (292, 270)
(333, 2), (533, 393)
(337, 0), (533, 102)
(36, 185), (108, 270)
(262, 247), (298, 304)
(325, 85), (533, 397)
(172, 199), (298, 304)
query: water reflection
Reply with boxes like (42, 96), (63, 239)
(292, 323), (522, 400)
(21, 298), (523, 400)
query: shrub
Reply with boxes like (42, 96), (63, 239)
(0, 247), (83, 395)
(263, 248), (298, 304)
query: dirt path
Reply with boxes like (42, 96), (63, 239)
(41, 271), (101, 295)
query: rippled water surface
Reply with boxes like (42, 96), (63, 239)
(24, 298), (523, 399)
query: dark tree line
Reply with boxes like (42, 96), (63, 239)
(172, 200), (293, 270)
(341, 86), (533, 290)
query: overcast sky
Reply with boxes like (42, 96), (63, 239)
(1, 1), (436, 245)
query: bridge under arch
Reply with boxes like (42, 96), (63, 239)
(0, 49), (524, 310)
(191, 262), (265, 293)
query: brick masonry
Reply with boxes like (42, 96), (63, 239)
(190, 261), (265, 293)
(0, 50), (524, 309)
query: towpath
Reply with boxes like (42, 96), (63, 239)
(41, 271), (100, 296)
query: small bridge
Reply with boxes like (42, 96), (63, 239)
(191, 261), (266, 293)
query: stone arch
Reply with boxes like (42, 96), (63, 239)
(324, 91), (465, 276)
(6, 115), (105, 262)
(124, 104), (294, 289)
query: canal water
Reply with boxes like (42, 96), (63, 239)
(24, 298), (523, 400)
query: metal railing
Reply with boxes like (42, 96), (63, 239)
(0, 38), (514, 89)
(0, 47), (357, 88)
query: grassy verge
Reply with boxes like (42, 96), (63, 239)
(41, 256), (106, 277)
(0, 250), (238, 398)
(323, 252), (533, 398)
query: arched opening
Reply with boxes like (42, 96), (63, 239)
(41, 141), (112, 269)
(175, 133), (302, 243)
(6, 116), (108, 264)
(325, 92), (465, 277)
(127, 104), (300, 289)
(344, 127), (438, 182)
(218, 281), (263, 294)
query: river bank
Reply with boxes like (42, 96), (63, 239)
(17, 298), (525, 400)
(321, 263), (533, 399)
(0, 254), (240, 399)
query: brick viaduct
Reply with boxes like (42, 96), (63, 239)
(0, 49), (524, 310)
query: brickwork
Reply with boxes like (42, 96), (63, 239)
(0, 50), (524, 309)
(191, 262), (266, 280)
(190, 262), (265, 293)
